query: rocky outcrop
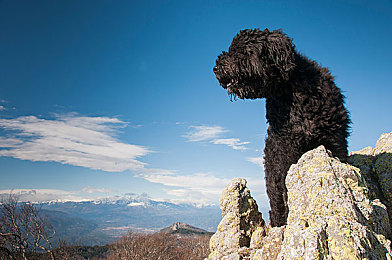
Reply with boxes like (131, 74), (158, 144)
(278, 145), (391, 259)
(349, 132), (392, 227)
(208, 132), (392, 259)
(208, 178), (265, 259)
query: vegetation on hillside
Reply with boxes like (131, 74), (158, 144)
(0, 195), (56, 260)
(1, 194), (211, 259)
(108, 231), (210, 260)
(21, 233), (210, 259)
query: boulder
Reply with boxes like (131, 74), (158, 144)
(278, 145), (391, 259)
(208, 178), (265, 259)
(208, 132), (392, 259)
(349, 132), (392, 227)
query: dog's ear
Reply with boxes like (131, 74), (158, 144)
(247, 29), (296, 81)
(263, 30), (296, 80)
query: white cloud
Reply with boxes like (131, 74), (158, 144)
(211, 138), (250, 150)
(0, 186), (118, 203)
(183, 125), (227, 142)
(153, 175), (267, 206)
(81, 186), (114, 194)
(247, 156), (264, 169)
(141, 172), (228, 192)
(0, 136), (24, 147)
(0, 105), (6, 111)
(162, 188), (217, 206)
(138, 172), (231, 205)
(245, 178), (269, 211)
(0, 114), (152, 172)
(0, 189), (90, 203)
(246, 178), (266, 191)
(183, 125), (250, 151)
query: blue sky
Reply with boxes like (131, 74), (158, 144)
(0, 0), (391, 212)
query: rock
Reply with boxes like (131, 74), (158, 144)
(208, 131), (392, 259)
(375, 132), (392, 155)
(249, 227), (267, 249)
(208, 178), (265, 259)
(250, 227), (284, 260)
(349, 131), (392, 229)
(374, 133), (392, 207)
(279, 145), (391, 259)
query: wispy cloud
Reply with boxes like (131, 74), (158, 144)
(211, 138), (250, 150)
(0, 114), (151, 172)
(183, 125), (249, 150)
(183, 125), (228, 142)
(0, 189), (90, 203)
(81, 186), (114, 194)
(0, 186), (118, 203)
(0, 105), (6, 111)
(0, 136), (24, 147)
(247, 156), (264, 169)
(0, 115), (261, 205)
(138, 172), (231, 205)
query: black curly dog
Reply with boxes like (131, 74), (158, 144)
(213, 29), (350, 227)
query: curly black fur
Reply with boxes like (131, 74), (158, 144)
(213, 29), (350, 227)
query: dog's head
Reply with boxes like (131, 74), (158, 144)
(214, 29), (296, 99)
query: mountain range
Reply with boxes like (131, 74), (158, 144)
(37, 193), (221, 245)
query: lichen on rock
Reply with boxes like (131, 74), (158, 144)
(349, 131), (392, 231)
(207, 132), (392, 259)
(250, 226), (284, 260)
(208, 178), (265, 259)
(279, 145), (391, 259)
(374, 133), (392, 208)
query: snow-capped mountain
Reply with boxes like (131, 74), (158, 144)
(36, 193), (221, 245)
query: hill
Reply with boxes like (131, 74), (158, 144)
(159, 222), (214, 236)
(36, 193), (220, 245)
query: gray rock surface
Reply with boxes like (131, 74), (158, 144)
(278, 145), (391, 259)
(208, 178), (265, 259)
(349, 131), (392, 229)
(208, 132), (392, 259)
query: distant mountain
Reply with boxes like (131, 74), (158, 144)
(37, 194), (221, 245)
(40, 209), (113, 246)
(159, 222), (214, 236)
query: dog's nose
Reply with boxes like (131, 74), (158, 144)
(213, 66), (218, 73)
